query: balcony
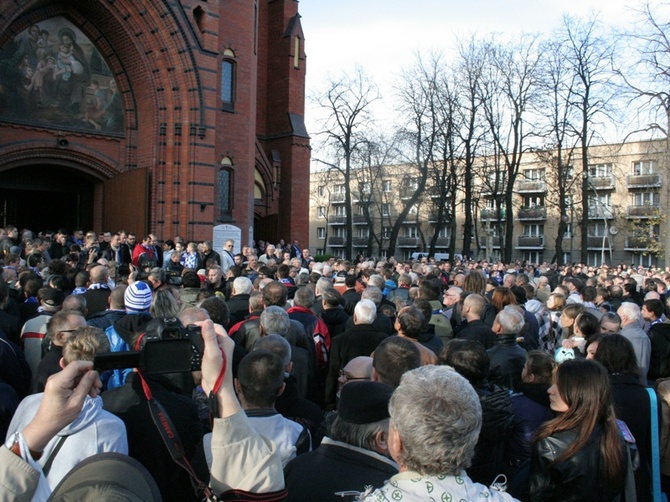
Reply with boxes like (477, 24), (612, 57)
(329, 192), (345, 203)
(517, 180), (547, 193)
(351, 237), (368, 247)
(588, 206), (615, 219)
(481, 183), (508, 195)
(624, 237), (650, 251)
(327, 236), (345, 247)
(327, 215), (346, 225)
(627, 174), (661, 189)
(352, 215), (367, 225)
(352, 193), (374, 203)
(586, 236), (613, 250)
(627, 204), (661, 218)
(517, 236), (545, 248)
(401, 215), (420, 224)
(517, 206), (547, 220)
(397, 237), (420, 247)
(481, 208), (506, 221)
(479, 235), (501, 248)
(434, 237), (450, 248)
(587, 175), (615, 190)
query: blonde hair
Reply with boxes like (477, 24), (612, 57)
(63, 326), (110, 365)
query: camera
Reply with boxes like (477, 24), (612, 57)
(93, 317), (204, 374)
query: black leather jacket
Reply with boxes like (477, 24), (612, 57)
(529, 425), (626, 502)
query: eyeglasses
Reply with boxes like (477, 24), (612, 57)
(58, 329), (77, 334)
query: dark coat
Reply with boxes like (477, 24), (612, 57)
(648, 321), (670, 380)
(325, 324), (388, 407)
(610, 373), (654, 502)
(457, 319), (497, 349)
(418, 325), (443, 356)
(509, 383), (554, 465)
(0, 334), (31, 399)
(341, 288), (361, 316)
(86, 309), (127, 331)
(320, 306), (350, 340)
(487, 334), (528, 392)
(31, 344), (62, 394)
(344, 310), (394, 336)
(225, 293), (250, 328)
(469, 382), (515, 486)
(284, 440), (397, 502)
(102, 373), (204, 501)
(275, 375), (324, 437)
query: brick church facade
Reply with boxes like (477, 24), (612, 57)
(0, 0), (310, 246)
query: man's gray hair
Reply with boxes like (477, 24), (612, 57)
(390, 365), (481, 475)
(619, 302), (641, 322)
(316, 277), (332, 295)
(254, 334), (292, 368)
(495, 305), (525, 334)
(354, 299), (377, 325)
(233, 276), (253, 295)
(367, 275), (385, 291)
(330, 415), (389, 451)
(361, 286), (382, 307)
(260, 305), (290, 336)
(293, 286), (315, 308)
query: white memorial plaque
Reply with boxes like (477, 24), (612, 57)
(213, 224), (242, 255)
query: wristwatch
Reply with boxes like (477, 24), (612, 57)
(4, 431), (43, 460)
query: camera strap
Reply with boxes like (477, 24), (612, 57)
(138, 370), (218, 501)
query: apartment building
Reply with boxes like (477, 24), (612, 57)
(309, 139), (668, 267)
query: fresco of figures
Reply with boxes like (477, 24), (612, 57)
(0, 16), (123, 134)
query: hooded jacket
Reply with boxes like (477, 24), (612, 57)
(6, 393), (128, 490)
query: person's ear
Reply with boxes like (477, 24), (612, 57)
(277, 382), (286, 397)
(287, 361), (293, 374)
(234, 378), (241, 396)
(375, 429), (389, 454)
(59, 357), (67, 370)
(371, 366), (379, 382)
(527, 373), (536, 383)
(388, 424), (403, 460)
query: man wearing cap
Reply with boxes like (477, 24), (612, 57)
(20, 287), (64, 374)
(284, 381), (398, 501)
(31, 310), (87, 393)
(102, 281), (153, 390)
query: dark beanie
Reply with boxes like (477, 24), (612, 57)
(338, 381), (394, 424)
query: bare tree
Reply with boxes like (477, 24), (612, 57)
(536, 38), (581, 265)
(478, 34), (542, 263)
(387, 56), (444, 258)
(312, 69), (379, 259)
(560, 15), (617, 265)
(620, 1), (670, 261)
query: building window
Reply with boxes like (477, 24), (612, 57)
(633, 160), (657, 175)
(360, 181), (371, 194)
(335, 206), (346, 216)
(632, 192), (660, 206)
(588, 163), (612, 177)
(318, 206), (326, 218)
(588, 222), (607, 237)
(523, 195), (544, 207)
(358, 227), (369, 238)
(383, 180), (392, 192)
(317, 227), (326, 239)
(333, 227), (346, 238)
(382, 227), (391, 238)
(218, 163), (233, 220)
(409, 204), (418, 215)
(438, 227), (450, 239)
(317, 186), (325, 197)
(523, 224), (544, 237)
(382, 203), (391, 216)
(333, 184), (345, 194)
(524, 168), (545, 180)
(523, 251), (543, 264)
(405, 226), (418, 238)
(293, 36), (301, 68)
(221, 50), (236, 112)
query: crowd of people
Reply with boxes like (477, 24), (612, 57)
(1, 223), (670, 501)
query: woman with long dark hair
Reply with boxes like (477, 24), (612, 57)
(528, 358), (625, 501)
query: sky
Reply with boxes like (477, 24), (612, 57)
(299, 0), (637, 148)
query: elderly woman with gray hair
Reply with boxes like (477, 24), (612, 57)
(362, 365), (518, 501)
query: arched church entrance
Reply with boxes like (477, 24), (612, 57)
(0, 163), (97, 232)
